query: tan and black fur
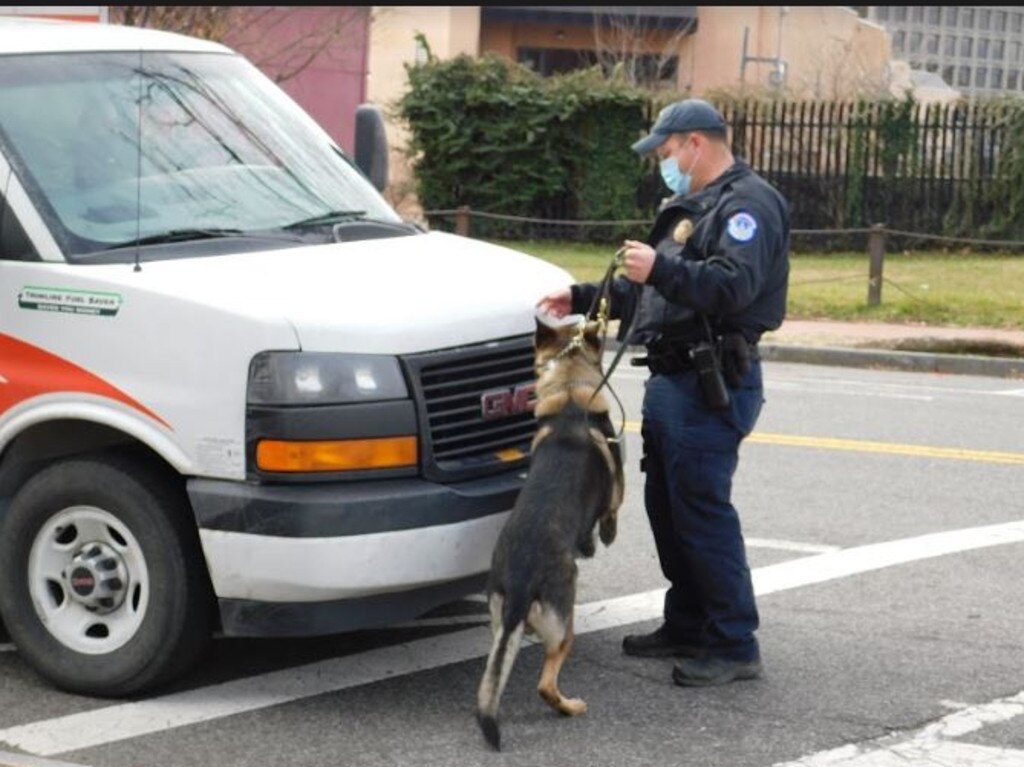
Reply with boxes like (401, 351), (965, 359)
(476, 318), (625, 751)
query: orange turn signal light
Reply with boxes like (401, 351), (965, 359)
(256, 436), (418, 472)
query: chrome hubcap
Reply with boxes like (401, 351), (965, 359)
(61, 540), (129, 613)
(28, 506), (149, 655)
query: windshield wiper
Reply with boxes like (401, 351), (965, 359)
(103, 228), (248, 251)
(282, 210), (367, 229)
(102, 228), (305, 252)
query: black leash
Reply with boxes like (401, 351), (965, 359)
(581, 248), (641, 444)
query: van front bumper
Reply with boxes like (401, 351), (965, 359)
(186, 471), (523, 637)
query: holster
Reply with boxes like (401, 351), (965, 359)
(691, 342), (730, 409)
(718, 333), (751, 388)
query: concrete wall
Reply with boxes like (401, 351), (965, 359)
(367, 6), (480, 104)
(365, 6), (481, 216)
(681, 6), (890, 98)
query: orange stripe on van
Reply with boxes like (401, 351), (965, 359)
(0, 333), (170, 429)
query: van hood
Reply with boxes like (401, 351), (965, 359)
(94, 232), (574, 354)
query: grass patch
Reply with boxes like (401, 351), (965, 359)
(492, 239), (1024, 329)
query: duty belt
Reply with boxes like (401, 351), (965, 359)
(630, 336), (759, 376)
(630, 342), (695, 375)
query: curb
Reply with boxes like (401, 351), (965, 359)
(759, 343), (1024, 379)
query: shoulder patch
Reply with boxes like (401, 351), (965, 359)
(726, 212), (758, 243)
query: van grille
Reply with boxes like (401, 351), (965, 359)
(403, 336), (536, 482)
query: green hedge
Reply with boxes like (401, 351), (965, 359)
(396, 51), (650, 239)
(397, 52), (1024, 245)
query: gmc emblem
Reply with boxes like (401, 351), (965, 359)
(480, 382), (537, 420)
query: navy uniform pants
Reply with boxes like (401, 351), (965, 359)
(640, 358), (764, 662)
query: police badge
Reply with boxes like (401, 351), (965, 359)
(673, 218), (693, 244)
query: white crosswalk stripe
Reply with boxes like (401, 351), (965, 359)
(772, 691), (1024, 766)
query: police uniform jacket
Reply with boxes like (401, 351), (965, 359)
(571, 160), (790, 347)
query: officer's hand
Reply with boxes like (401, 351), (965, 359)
(537, 287), (572, 318)
(622, 240), (656, 284)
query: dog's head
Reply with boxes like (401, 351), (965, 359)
(533, 316), (603, 374)
(532, 317), (608, 418)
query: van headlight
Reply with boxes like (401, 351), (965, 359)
(247, 352), (408, 405)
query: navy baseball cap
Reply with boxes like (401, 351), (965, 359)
(631, 99), (727, 155)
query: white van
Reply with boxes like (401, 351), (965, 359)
(0, 18), (568, 695)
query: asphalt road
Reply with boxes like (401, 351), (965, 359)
(1, 360), (1023, 767)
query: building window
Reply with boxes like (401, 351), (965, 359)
(994, 40), (1005, 61)
(876, 6), (890, 21)
(961, 37), (973, 58)
(925, 61), (939, 73)
(945, 35), (957, 56)
(963, 8), (974, 27)
(893, 29), (906, 54)
(975, 66), (987, 87)
(1014, 13), (1023, 34)
(517, 47), (598, 76)
(942, 64), (955, 85)
(995, 10), (1007, 30)
(946, 7), (959, 26)
(911, 6), (924, 23)
(928, 6), (941, 24)
(926, 33), (939, 55)
(516, 47), (677, 86)
(958, 66), (971, 87)
(978, 38), (990, 59)
(1013, 41), (1022, 63)
(979, 9), (991, 30)
(895, 6), (907, 22)
(992, 68), (1004, 89)
(1010, 71), (1020, 90)
(910, 31), (923, 54)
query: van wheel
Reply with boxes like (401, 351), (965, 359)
(0, 453), (213, 696)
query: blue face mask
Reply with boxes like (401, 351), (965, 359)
(659, 155), (691, 195)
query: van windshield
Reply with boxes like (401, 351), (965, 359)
(0, 51), (402, 262)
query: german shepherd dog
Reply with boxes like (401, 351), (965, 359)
(475, 317), (625, 751)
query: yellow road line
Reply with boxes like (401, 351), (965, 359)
(622, 422), (1024, 466)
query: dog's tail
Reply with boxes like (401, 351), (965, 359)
(476, 596), (528, 751)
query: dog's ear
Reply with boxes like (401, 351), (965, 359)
(535, 317), (559, 351)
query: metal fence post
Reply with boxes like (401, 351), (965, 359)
(867, 223), (886, 306)
(455, 205), (471, 237)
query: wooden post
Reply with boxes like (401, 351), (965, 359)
(455, 205), (471, 237)
(867, 223), (886, 307)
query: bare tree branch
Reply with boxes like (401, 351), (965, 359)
(110, 6), (365, 83)
(591, 10), (691, 89)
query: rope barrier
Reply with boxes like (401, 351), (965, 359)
(789, 273), (866, 286)
(422, 210), (1024, 250)
(882, 228), (1024, 249)
(424, 210), (653, 226)
(791, 228), (874, 236)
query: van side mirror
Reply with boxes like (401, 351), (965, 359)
(353, 104), (389, 193)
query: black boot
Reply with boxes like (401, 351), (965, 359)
(672, 656), (763, 686)
(622, 625), (702, 658)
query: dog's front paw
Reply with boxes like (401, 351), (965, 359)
(559, 698), (587, 717)
(578, 533), (596, 558)
(599, 515), (617, 546)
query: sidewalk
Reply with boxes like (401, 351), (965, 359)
(761, 319), (1024, 379)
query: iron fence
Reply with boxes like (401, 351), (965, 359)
(717, 100), (1011, 233)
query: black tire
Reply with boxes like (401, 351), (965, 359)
(0, 452), (213, 696)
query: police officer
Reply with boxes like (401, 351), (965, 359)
(538, 98), (789, 686)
